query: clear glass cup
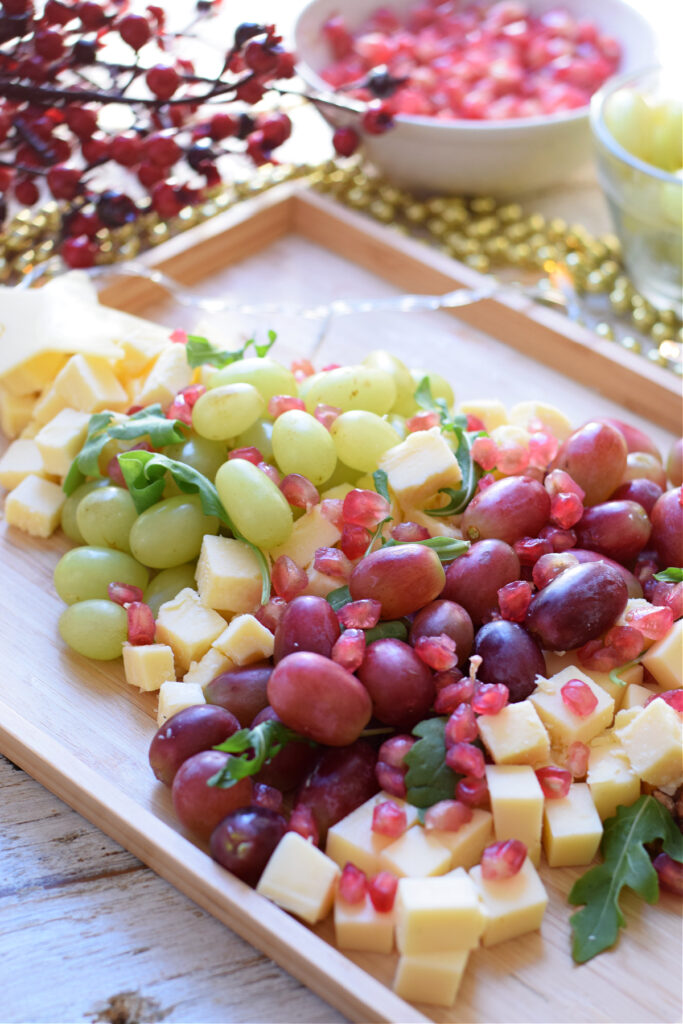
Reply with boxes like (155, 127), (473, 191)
(590, 67), (682, 315)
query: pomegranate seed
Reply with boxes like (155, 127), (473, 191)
(313, 403), (342, 430)
(254, 597), (287, 633)
(280, 473), (320, 509)
(341, 523), (371, 560)
(514, 537), (552, 566)
(476, 474), (497, 494)
(320, 498), (344, 530)
(472, 683), (509, 715)
(538, 525), (577, 552)
(624, 603), (674, 641)
(646, 690), (683, 713)
(378, 735), (416, 770)
(434, 668), (464, 691)
(271, 556), (308, 602)
(287, 803), (319, 845)
(445, 704), (478, 746)
(528, 431), (559, 468)
(471, 436), (498, 471)
(166, 396), (192, 426)
(343, 489), (391, 530)
(313, 547), (352, 580)
(536, 765), (572, 799)
(108, 582), (144, 606)
(434, 678), (473, 715)
(332, 628), (365, 672)
(498, 580), (533, 621)
(228, 447), (262, 465)
(339, 863), (367, 903)
(550, 491), (584, 529)
(268, 394), (305, 418)
(545, 469), (585, 501)
(291, 358), (315, 381)
(604, 625), (645, 660)
(258, 461), (281, 485)
(406, 410), (440, 433)
(567, 741), (590, 778)
(464, 414), (485, 431)
(390, 522), (430, 542)
(561, 678), (598, 717)
(456, 775), (489, 808)
(368, 871), (398, 912)
(170, 329), (187, 345)
(424, 799), (473, 832)
(178, 384), (205, 408)
(414, 633), (457, 671)
(339, 599), (381, 630)
(532, 552), (579, 589)
(127, 601), (156, 646)
(372, 800), (407, 838)
(253, 783), (283, 812)
(644, 580), (683, 620)
(653, 852), (683, 896)
(497, 444), (530, 476)
(445, 742), (486, 778)
(375, 762), (407, 798)
(481, 839), (527, 881)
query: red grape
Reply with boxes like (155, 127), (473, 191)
(210, 806), (287, 886)
(611, 478), (663, 516)
(349, 544), (445, 619)
(526, 561), (628, 651)
(570, 548), (643, 598)
(461, 476), (550, 544)
(296, 740), (378, 842)
(474, 620), (545, 701)
(203, 661), (272, 727)
(594, 417), (661, 459)
(551, 421), (627, 506)
(251, 707), (317, 791)
(357, 638), (435, 729)
(650, 488), (683, 568)
(171, 750), (254, 840)
(273, 595), (340, 663)
(148, 705), (241, 787)
(574, 500), (652, 565)
(667, 439), (682, 487)
(441, 539), (520, 625)
(409, 599), (474, 667)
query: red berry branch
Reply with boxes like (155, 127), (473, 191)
(0, 0), (395, 269)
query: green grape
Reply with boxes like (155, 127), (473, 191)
(299, 365), (396, 416)
(165, 434), (227, 481)
(59, 599), (128, 660)
(331, 410), (401, 473)
(144, 562), (197, 617)
(129, 494), (219, 569)
(60, 480), (109, 544)
(409, 368), (455, 410)
(192, 383), (264, 441)
(233, 417), (274, 460)
(604, 88), (653, 164)
(319, 459), (362, 491)
(215, 459), (292, 549)
(54, 547), (149, 605)
(76, 486), (138, 553)
(363, 350), (416, 417)
(208, 357), (297, 404)
(650, 100), (683, 173)
(271, 409), (337, 486)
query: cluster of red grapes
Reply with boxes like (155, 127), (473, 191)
(0, 0), (302, 266)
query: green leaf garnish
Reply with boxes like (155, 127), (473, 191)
(208, 719), (311, 788)
(383, 535), (470, 563)
(117, 449), (270, 604)
(364, 515), (393, 557)
(185, 330), (277, 369)
(373, 468), (391, 504)
(654, 567), (683, 583)
(404, 717), (461, 808)
(326, 585), (351, 612)
(568, 795), (683, 964)
(63, 405), (187, 495)
(608, 658), (641, 687)
(365, 620), (408, 643)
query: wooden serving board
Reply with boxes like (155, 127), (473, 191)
(1, 183), (681, 1024)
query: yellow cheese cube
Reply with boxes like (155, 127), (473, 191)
(54, 354), (128, 413)
(0, 386), (35, 438)
(326, 793), (419, 876)
(477, 701), (550, 766)
(35, 408), (90, 478)
(543, 651), (642, 709)
(614, 698), (683, 788)
(530, 667), (615, 750)
(469, 856), (548, 947)
(641, 620), (683, 691)
(393, 949), (469, 1007)
(4, 473), (65, 537)
(458, 399), (507, 431)
(212, 614), (274, 665)
(334, 894), (395, 954)
(157, 680), (205, 726)
(429, 809), (494, 870)
(621, 682), (658, 710)
(542, 783), (603, 867)
(508, 401), (572, 441)
(122, 643), (175, 692)
(195, 535), (263, 615)
(1, 351), (67, 397)
(379, 427), (462, 509)
(183, 647), (234, 687)
(269, 503), (342, 569)
(380, 826), (453, 879)
(134, 344), (193, 408)
(112, 324), (170, 379)
(155, 587), (226, 674)
(256, 831), (340, 924)
(486, 765), (544, 866)
(587, 744), (641, 820)
(320, 482), (355, 500)
(303, 564), (344, 598)
(396, 869), (485, 954)
(616, 599), (659, 651)
(32, 384), (69, 427)
(0, 439), (46, 491)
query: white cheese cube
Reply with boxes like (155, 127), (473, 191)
(485, 765), (544, 866)
(0, 386), (35, 439)
(380, 826), (452, 879)
(641, 620), (683, 691)
(393, 949), (469, 1007)
(0, 439), (46, 491)
(334, 894), (395, 954)
(134, 344), (193, 408)
(212, 614), (274, 665)
(477, 701), (550, 766)
(269, 502), (342, 570)
(122, 643), (175, 692)
(302, 564), (344, 598)
(508, 400), (572, 441)
(195, 535), (263, 615)
(458, 399), (507, 431)
(614, 698), (683, 788)
(1, 351), (68, 397)
(429, 809), (494, 870)
(35, 408), (90, 477)
(543, 651), (642, 709)
(256, 832), (340, 924)
(469, 857), (548, 947)
(112, 324), (170, 379)
(54, 353), (128, 413)
(395, 869), (485, 954)
(155, 587), (226, 674)
(530, 666), (615, 751)
(379, 427), (462, 509)
(183, 647), (234, 687)
(326, 793), (419, 876)
(621, 682), (657, 710)
(542, 783), (603, 867)
(4, 474), (65, 537)
(157, 680), (205, 726)
(31, 384), (69, 427)
(587, 743), (641, 821)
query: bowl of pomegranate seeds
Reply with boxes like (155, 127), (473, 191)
(295, 0), (658, 195)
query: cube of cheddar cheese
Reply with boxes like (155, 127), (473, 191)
(429, 809), (494, 871)
(542, 783), (603, 867)
(380, 826), (452, 879)
(379, 427), (462, 509)
(621, 682), (657, 710)
(1, 351), (67, 397)
(4, 474), (65, 537)
(269, 503), (342, 569)
(0, 439), (46, 491)
(395, 869), (485, 954)
(587, 743), (641, 821)
(212, 614), (274, 665)
(334, 894), (395, 954)
(543, 651), (642, 709)
(530, 667), (615, 750)
(614, 698), (683, 788)
(486, 765), (544, 866)
(641, 620), (683, 691)
(477, 701), (550, 766)
(134, 344), (193, 408)
(53, 353), (128, 413)
(122, 643), (175, 692)
(195, 535), (263, 615)
(35, 408), (90, 478)
(0, 386), (35, 439)
(469, 856), (548, 947)
(183, 647), (234, 687)
(256, 831), (340, 925)
(157, 681), (205, 726)
(31, 385), (69, 428)
(155, 587), (226, 674)
(393, 949), (469, 1008)
(326, 793), (419, 876)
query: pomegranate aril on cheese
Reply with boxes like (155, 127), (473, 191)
(339, 862), (368, 903)
(424, 799), (473, 832)
(536, 766), (572, 800)
(368, 871), (398, 912)
(481, 839), (527, 881)
(567, 741), (590, 779)
(560, 678), (598, 717)
(406, 410), (440, 433)
(472, 683), (509, 715)
(287, 803), (319, 845)
(372, 799), (408, 838)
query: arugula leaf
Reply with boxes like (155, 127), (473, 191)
(364, 515), (393, 557)
(253, 329), (278, 358)
(326, 585), (351, 612)
(608, 658), (641, 687)
(373, 469), (391, 503)
(63, 405), (187, 495)
(117, 449), (271, 603)
(414, 376), (467, 432)
(185, 330), (277, 369)
(383, 535), (470, 563)
(569, 795), (683, 964)
(365, 620), (408, 643)
(654, 567), (683, 583)
(404, 717), (461, 808)
(208, 719), (311, 788)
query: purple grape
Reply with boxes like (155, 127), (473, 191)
(526, 561), (628, 651)
(441, 539), (520, 625)
(210, 806), (287, 886)
(204, 661), (272, 726)
(149, 705), (241, 786)
(273, 595), (340, 662)
(357, 638), (435, 729)
(409, 599), (474, 667)
(296, 740), (378, 842)
(474, 620), (545, 701)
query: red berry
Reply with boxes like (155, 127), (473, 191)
(560, 678), (598, 717)
(145, 134), (181, 167)
(64, 105), (98, 140)
(0, 168), (13, 192)
(111, 133), (143, 167)
(137, 162), (165, 188)
(368, 871), (398, 912)
(151, 181), (182, 219)
(236, 78), (266, 105)
(44, 0), (72, 25)
(62, 235), (97, 268)
(127, 601), (156, 645)
(34, 30), (65, 60)
(332, 126), (360, 157)
(246, 128), (270, 165)
(362, 101), (394, 135)
(14, 177), (39, 206)
(339, 862), (367, 903)
(535, 765), (572, 799)
(258, 112), (291, 148)
(47, 165), (81, 200)
(146, 64), (180, 101)
(481, 839), (527, 881)
(78, 2), (107, 29)
(209, 112), (238, 140)
(244, 40), (279, 74)
(118, 13), (151, 50)
(372, 800), (407, 838)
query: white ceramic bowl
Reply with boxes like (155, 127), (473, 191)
(294, 0), (659, 196)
